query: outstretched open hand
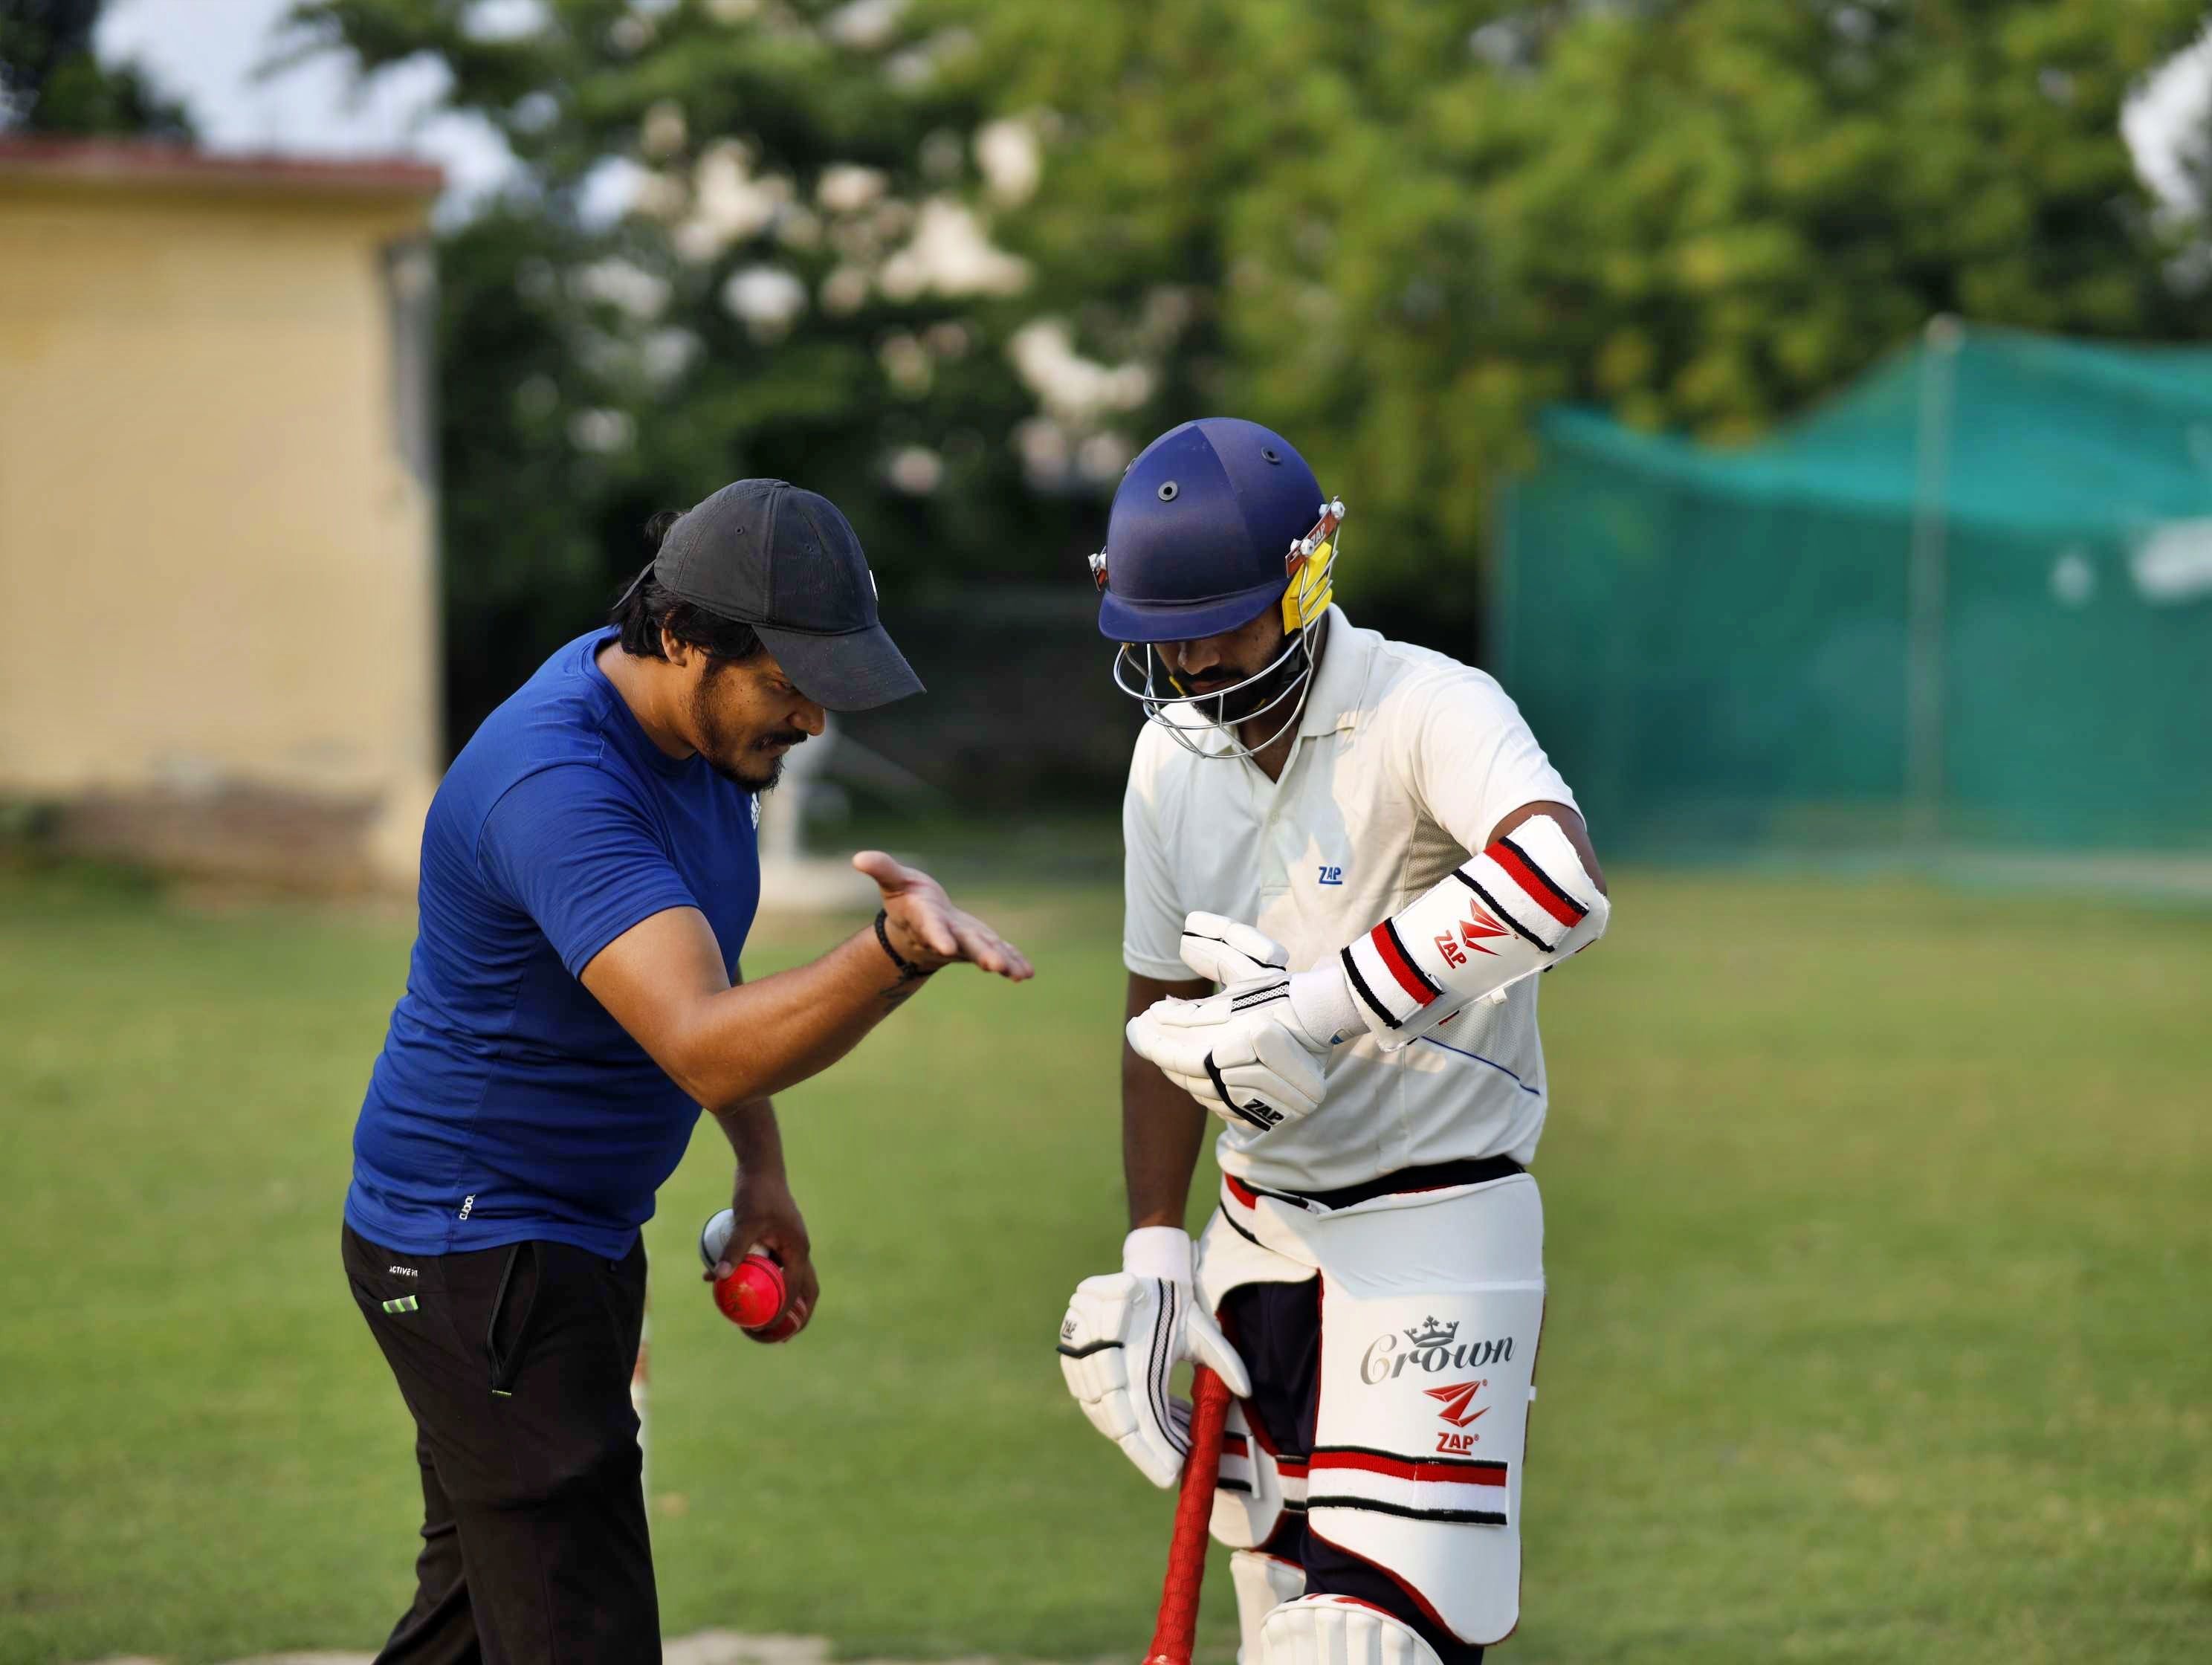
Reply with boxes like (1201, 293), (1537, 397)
(853, 850), (1033, 981)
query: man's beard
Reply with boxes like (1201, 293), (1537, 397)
(1183, 640), (1307, 727)
(706, 729), (806, 790)
(691, 679), (807, 789)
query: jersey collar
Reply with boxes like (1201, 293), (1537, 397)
(1295, 606), (1373, 738)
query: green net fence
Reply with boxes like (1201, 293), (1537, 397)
(1495, 323), (2212, 856)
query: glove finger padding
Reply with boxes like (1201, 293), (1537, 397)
(1128, 991), (1327, 1135)
(1056, 1273), (1184, 1487)
(1058, 1280), (1137, 1434)
(1186, 1303), (1253, 1397)
(1180, 911), (1290, 986)
(1213, 1023), (1327, 1131)
(1124, 997), (1228, 1076)
(1056, 1269), (1249, 1488)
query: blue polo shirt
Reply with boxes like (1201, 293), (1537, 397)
(346, 630), (762, 1259)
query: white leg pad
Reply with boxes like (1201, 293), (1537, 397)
(1258, 1595), (1443, 1665)
(1230, 1552), (1307, 1665)
(1212, 1399), (1290, 1548)
(1306, 1180), (1546, 1647)
(1197, 1200), (1315, 1551)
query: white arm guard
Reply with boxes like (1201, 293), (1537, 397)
(1330, 812), (1608, 1050)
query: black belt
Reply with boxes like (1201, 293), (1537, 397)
(1235, 1154), (1525, 1214)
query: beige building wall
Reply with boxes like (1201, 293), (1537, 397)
(0, 143), (442, 888)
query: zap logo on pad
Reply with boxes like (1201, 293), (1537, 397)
(1426, 1379), (1490, 1428)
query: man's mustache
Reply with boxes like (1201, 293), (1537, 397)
(757, 731), (809, 750)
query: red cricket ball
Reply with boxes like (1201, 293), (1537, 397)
(743, 1307), (803, 1345)
(712, 1252), (787, 1331)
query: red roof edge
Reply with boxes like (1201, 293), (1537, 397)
(0, 137), (444, 198)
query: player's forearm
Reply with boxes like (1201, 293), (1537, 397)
(669, 929), (922, 1107)
(1121, 972), (1212, 1229)
(1124, 1046), (1212, 1231)
(708, 1095), (785, 1177)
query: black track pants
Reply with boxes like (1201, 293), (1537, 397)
(342, 1224), (656, 1664)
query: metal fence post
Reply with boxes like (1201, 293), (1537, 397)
(1909, 314), (1964, 847)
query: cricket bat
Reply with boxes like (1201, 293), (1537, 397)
(1144, 1363), (1235, 1665)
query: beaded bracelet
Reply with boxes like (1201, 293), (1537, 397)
(874, 908), (934, 981)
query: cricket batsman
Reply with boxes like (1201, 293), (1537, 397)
(343, 479), (1029, 1663)
(1057, 420), (1610, 1664)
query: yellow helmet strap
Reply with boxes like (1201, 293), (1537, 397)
(1281, 497), (1345, 632)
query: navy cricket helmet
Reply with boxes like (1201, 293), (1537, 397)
(1087, 418), (1345, 759)
(1092, 418), (1332, 640)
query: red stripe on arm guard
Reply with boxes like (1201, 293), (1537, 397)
(1336, 811), (1609, 1050)
(1488, 838), (1587, 929)
(1369, 922), (1440, 1006)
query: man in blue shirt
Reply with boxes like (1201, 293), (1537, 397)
(342, 479), (1029, 1664)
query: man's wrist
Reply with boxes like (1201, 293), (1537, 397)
(733, 1157), (789, 1192)
(714, 1099), (783, 1166)
(1287, 963), (1360, 1049)
(875, 908), (943, 977)
(1121, 1224), (1194, 1283)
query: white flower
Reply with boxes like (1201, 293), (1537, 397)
(776, 208), (824, 250)
(821, 267), (871, 315)
(879, 332), (931, 395)
(876, 196), (1029, 301)
(571, 258), (670, 322)
(1078, 430), (1135, 482)
(887, 446), (944, 494)
(641, 101), (688, 159)
(465, 0), (546, 42)
(924, 320), (972, 359)
(1014, 416), (1070, 485)
(826, 0), (905, 51)
(818, 164), (890, 215)
(634, 168), (688, 221)
(1009, 319), (1154, 422)
(675, 141), (787, 264)
(974, 118), (1041, 206)
(641, 329), (702, 387)
(569, 409), (636, 453)
(722, 265), (808, 341)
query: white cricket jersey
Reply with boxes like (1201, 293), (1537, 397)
(1122, 607), (1579, 1194)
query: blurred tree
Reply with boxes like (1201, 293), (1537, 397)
(0, 0), (193, 137)
(964, 0), (2212, 617)
(286, 0), (1102, 742)
(286, 0), (2212, 731)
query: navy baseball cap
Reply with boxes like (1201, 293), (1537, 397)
(652, 479), (922, 711)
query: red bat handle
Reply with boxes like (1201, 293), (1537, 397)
(1144, 1363), (1235, 1665)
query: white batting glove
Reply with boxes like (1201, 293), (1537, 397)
(1178, 911), (1290, 985)
(1058, 1227), (1251, 1489)
(1182, 910), (1368, 1048)
(1127, 972), (1349, 1134)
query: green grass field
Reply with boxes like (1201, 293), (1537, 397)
(1, 855), (2208, 1664)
